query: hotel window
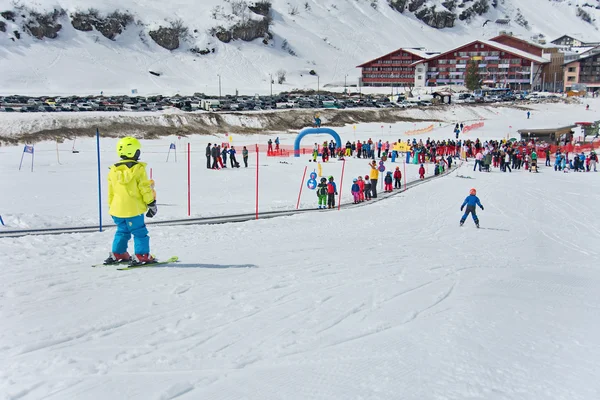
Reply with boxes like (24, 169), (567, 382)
(459, 52), (468, 57)
(568, 67), (576, 72)
(567, 76), (576, 82)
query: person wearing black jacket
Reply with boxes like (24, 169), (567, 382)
(206, 143), (212, 169)
(211, 144), (220, 169)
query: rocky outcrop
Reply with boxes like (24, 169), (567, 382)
(415, 6), (456, 28)
(1, 11), (15, 21)
(70, 10), (133, 40)
(388, 0), (408, 13)
(408, 0), (426, 13)
(212, 15), (272, 43)
(248, 1), (271, 16)
(24, 9), (65, 39)
(149, 27), (180, 50)
(458, 0), (490, 21)
(441, 0), (456, 12)
(0, 21), (5, 32)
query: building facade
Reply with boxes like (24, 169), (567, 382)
(357, 48), (437, 87)
(564, 52), (600, 93)
(422, 40), (548, 88)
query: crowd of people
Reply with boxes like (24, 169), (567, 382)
(464, 138), (599, 174)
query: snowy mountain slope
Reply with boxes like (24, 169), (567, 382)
(2, 160), (600, 399)
(0, 0), (599, 96)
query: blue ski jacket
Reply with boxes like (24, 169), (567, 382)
(462, 194), (483, 208)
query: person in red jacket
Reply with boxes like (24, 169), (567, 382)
(419, 163), (425, 180)
(393, 166), (402, 189)
(357, 176), (365, 202)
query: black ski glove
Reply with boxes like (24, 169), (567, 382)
(480, 206), (484, 211)
(146, 200), (157, 218)
(460, 205), (464, 211)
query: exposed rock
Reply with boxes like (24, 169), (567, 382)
(248, 1), (271, 16)
(0, 21), (5, 32)
(25, 9), (65, 39)
(212, 15), (272, 43)
(442, 0), (457, 11)
(14, 30), (20, 39)
(1, 10), (15, 21)
(415, 6), (456, 28)
(458, 0), (489, 21)
(149, 26), (180, 50)
(71, 10), (133, 40)
(388, 0), (408, 13)
(408, 0), (426, 13)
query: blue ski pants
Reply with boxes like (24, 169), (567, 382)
(111, 214), (150, 255)
(461, 206), (479, 224)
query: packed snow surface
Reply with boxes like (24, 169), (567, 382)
(1, 100), (600, 399)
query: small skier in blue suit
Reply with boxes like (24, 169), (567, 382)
(460, 188), (484, 228)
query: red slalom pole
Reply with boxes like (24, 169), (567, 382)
(187, 143), (191, 216)
(255, 144), (259, 220)
(296, 165), (308, 209)
(150, 167), (153, 180)
(337, 158), (346, 210)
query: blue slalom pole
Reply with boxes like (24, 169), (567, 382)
(0, 215), (4, 226)
(96, 129), (103, 232)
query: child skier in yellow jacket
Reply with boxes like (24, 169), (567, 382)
(104, 137), (157, 266)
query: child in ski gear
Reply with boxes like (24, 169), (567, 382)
(384, 171), (393, 192)
(351, 178), (360, 204)
(357, 176), (365, 202)
(316, 177), (327, 209)
(364, 175), (372, 200)
(393, 166), (402, 189)
(460, 188), (484, 228)
(105, 137), (156, 265)
(327, 176), (338, 209)
(419, 164), (425, 179)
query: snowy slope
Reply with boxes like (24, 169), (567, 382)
(0, 99), (596, 230)
(0, 0), (598, 96)
(2, 159), (600, 399)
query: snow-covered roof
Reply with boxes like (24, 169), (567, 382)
(479, 40), (550, 63)
(356, 47), (438, 67)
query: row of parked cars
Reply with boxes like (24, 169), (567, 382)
(4, 91), (548, 113)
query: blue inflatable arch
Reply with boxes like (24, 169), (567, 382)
(294, 128), (342, 157)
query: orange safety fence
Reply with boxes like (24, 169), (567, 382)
(405, 125), (434, 135)
(463, 122), (484, 133)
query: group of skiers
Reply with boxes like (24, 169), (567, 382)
(206, 143), (249, 169)
(317, 160), (407, 208)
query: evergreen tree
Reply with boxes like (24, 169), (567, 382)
(465, 60), (482, 91)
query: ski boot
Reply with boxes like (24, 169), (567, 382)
(459, 221), (464, 227)
(130, 254), (157, 266)
(104, 252), (131, 265)
(475, 220), (480, 228)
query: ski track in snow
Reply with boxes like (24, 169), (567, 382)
(2, 101), (600, 399)
(3, 159), (600, 399)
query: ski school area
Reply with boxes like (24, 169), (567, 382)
(1, 100), (600, 399)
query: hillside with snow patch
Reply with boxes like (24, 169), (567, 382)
(0, 0), (598, 96)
